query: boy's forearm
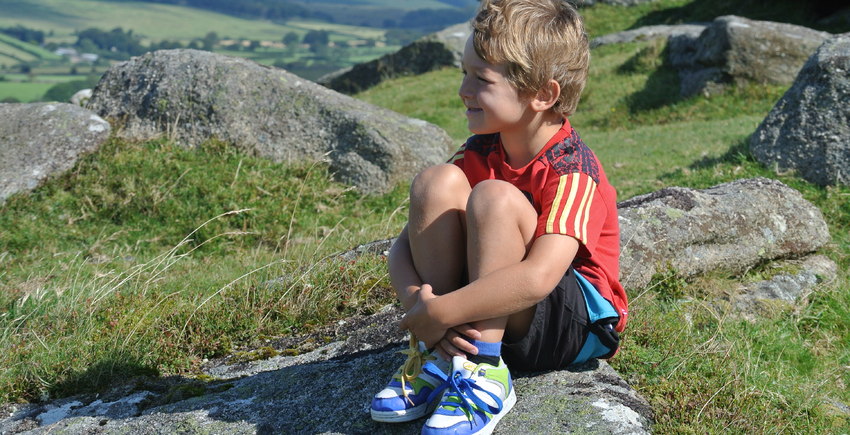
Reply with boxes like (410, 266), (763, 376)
(387, 226), (422, 310)
(429, 262), (551, 328)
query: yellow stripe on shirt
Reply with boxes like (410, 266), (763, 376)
(573, 180), (592, 243)
(557, 175), (581, 234)
(578, 181), (597, 243)
(546, 176), (568, 234)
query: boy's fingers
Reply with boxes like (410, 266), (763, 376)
(419, 283), (434, 298)
(447, 327), (479, 355)
(437, 338), (465, 358)
(452, 323), (481, 340)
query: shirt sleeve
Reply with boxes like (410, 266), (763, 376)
(447, 143), (466, 169)
(536, 171), (607, 254)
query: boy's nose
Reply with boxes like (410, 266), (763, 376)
(458, 76), (472, 100)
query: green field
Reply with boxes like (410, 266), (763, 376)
(1, 0), (848, 432)
(0, 81), (52, 102)
(0, 0), (414, 96)
(0, 0), (343, 43)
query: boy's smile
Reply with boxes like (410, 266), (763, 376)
(459, 35), (531, 137)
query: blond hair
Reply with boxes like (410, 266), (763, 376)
(472, 0), (590, 117)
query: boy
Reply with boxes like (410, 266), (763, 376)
(370, 0), (628, 433)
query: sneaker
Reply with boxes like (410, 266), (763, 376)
(371, 337), (450, 422)
(421, 355), (516, 435)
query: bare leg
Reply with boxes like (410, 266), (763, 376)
(465, 180), (538, 343)
(407, 164), (471, 295)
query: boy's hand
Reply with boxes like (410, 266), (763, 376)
(435, 324), (481, 360)
(399, 284), (446, 348)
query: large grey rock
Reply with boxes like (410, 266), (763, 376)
(322, 23), (470, 94)
(590, 23), (707, 48)
(0, 103), (110, 203)
(1, 306), (652, 434)
(618, 177), (830, 290)
(749, 33), (850, 186)
(86, 49), (454, 194)
(668, 16), (831, 97)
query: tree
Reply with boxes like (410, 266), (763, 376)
(302, 30), (329, 47)
(282, 32), (299, 46)
(202, 31), (219, 50)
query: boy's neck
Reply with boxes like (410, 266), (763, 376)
(500, 112), (565, 169)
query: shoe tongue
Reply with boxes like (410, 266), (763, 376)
(451, 355), (478, 378)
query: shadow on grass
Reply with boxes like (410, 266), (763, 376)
(49, 357), (160, 400)
(617, 40), (684, 115)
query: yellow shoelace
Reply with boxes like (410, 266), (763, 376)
(394, 334), (435, 406)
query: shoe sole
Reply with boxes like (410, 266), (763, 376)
(476, 387), (517, 435)
(370, 402), (431, 423)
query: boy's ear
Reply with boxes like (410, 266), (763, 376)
(530, 79), (561, 112)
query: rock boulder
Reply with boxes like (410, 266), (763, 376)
(87, 49), (454, 194)
(618, 177), (830, 289)
(0, 103), (111, 203)
(1, 306), (652, 434)
(668, 16), (831, 97)
(727, 254), (837, 321)
(590, 23), (706, 48)
(749, 33), (850, 186)
(322, 22), (470, 94)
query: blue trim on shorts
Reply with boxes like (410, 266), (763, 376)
(572, 271), (618, 364)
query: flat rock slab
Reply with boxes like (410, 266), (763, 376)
(728, 254), (838, 320)
(1, 307), (651, 434)
(750, 33), (850, 186)
(0, 103), (110, 202)
(590, 23), (707, 48)
(618, 177), (830, 289)
(87, 49), (454, 194)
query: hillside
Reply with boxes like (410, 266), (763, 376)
(0, 0), (849, 432)
(0, 0), (449, 100)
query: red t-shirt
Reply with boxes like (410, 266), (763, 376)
(449, 120), (628, 332)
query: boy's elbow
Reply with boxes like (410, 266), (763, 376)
(526, 266), (563, 302)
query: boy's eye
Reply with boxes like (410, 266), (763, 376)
(477, 75), (490, 83)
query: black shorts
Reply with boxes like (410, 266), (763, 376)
(501, 267), (620, 371)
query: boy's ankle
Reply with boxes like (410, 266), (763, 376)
(466, 339), (502, 366)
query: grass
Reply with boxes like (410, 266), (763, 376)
(0, 138), (408, 401)
(2, 1), (849, 432)
(0, 81), (53, 102)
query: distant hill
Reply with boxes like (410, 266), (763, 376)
(97, 0), (479, 30)
(0, 0), (479, 101)
(0, 32), (59, 68)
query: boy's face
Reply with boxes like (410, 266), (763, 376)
(459, 35), (531, 136)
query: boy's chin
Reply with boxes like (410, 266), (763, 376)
(467, 124), (498, 136)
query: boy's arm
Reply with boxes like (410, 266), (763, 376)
(400, 233), (579, 346)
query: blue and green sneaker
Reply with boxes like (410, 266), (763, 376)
(371, 337), (450, 422)
(421, 355), (516, 435)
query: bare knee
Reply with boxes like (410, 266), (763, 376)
(467, 180), (533, 218)
(410, 164), (470, 210)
